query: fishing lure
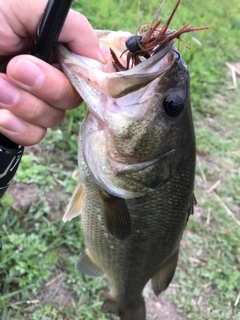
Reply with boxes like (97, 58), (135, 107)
(111, 0), (209, 71)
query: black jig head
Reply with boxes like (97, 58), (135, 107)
(125, 35), (143, 53)
(125, 34), (157, 55)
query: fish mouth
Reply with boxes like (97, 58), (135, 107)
(56, 36), (175, 100)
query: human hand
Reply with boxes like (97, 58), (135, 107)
(0, 0), (106, 146)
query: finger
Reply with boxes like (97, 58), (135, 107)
(0, 0), (46, 55)
(59, 10), (108, 62)
(0, 109), (47, 146)
(0, 75), (66, 128)
(6, 55), (82, 110)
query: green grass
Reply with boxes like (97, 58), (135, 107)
(0, 0), (240, 319)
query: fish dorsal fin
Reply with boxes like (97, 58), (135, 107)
(62, 183), (82, 222)
(100, 190), (131, 240)
(151, 250), (179, 296)
(76, 249), (104, 278)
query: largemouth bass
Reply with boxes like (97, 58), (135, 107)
(56, 1), (208, 319)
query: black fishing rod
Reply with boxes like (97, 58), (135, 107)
(0, 0), (73, 200)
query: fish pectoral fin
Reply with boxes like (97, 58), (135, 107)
(62, 183), (82, 222)
(151, 250), (179, 296)
(100, 190), (131, 240)
(76, 250), (104, 278)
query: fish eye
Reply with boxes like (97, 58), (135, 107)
(162, 93), (185, 117)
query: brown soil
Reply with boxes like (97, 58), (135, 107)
(34, 272), (73, 308)
(9, 182), (39, 211)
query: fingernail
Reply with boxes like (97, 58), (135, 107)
(0, 78), (19, 105)
(13, 58), (44, 87)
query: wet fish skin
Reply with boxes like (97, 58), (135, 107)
(56, 29), (195, 320)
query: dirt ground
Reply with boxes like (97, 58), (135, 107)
(144, 283), (185, 320)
